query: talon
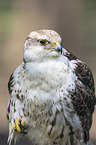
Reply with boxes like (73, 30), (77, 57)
(21, 120), (25, 126)
(13, 122), (16, 130)
(13, 118), (27, 134)
(15, 117), (21, 132)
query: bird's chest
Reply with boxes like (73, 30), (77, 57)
(21, 59), (76, 104)
(21, 60), (76, 144)
(25, 59), (75, 91)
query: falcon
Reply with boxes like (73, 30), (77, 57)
(7, 29), (95, 145)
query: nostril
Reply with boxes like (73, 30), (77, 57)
(53, 44), (62, 53)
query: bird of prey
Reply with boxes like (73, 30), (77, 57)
(7, 29), (95, 145)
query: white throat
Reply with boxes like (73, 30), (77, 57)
(24, 55), (76, 97)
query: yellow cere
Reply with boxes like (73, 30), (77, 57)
(51, 42), (60, 48)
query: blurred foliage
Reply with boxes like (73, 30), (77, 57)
(0, 1), (12, 43)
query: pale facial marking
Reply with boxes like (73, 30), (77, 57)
(23, 29), (62, 62)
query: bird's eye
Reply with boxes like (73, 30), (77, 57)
(39, 39), (49, 46)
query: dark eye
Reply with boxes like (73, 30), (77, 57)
(39, 39), (49, 45)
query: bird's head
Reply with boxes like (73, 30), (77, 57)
(23, 29), (62, 62)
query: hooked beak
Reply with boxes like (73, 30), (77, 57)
(51, 42), (62, 53)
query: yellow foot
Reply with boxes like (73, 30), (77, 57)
(13, 118), (27, 134)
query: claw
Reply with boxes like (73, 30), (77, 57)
(13, 118), (27, 134)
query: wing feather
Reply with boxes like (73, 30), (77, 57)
(63, 48), (95, 142)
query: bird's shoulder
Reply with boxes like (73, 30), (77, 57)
(63, 48), (95, 142)
(63, 48), (95, 94)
